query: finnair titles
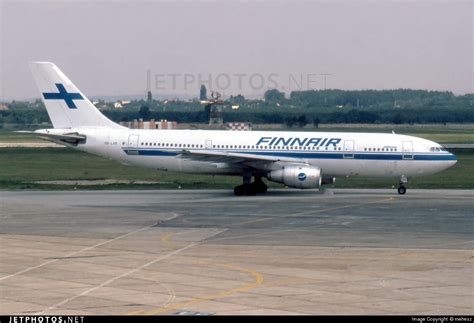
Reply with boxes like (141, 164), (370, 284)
(256, 137), (341, 147)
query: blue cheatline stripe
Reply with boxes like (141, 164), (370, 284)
(121, 149), (456, 161)
(123, 149), (177, 156)
(413, 154), (457, 161)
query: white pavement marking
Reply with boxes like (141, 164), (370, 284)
(36, 242), (199, 314)
(36, 227), (227, 314)
(0, 214), (179, 283)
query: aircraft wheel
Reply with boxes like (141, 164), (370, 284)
(234, 184), (257, 196)
(252, 181), (268, 194)
(244, 184), (257, 196)
(234, 185), (246, 196)
(397, 185), (406, 195)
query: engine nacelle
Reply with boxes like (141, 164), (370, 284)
(267, 165), (322, 189)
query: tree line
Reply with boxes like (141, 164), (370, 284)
(1, 89), (472, 127)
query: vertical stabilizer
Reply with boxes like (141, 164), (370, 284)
(29, 62), (123, 129)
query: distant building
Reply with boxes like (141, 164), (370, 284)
(0, 103), (9, 111)
(200, 85), (207, 101)
(119, 119), (178, 129)
(226, 122), (252, 131)
(155, 120), (178, 129)
(113, 100), (131, 109)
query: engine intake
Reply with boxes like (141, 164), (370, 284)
(267, 165), (321, 189)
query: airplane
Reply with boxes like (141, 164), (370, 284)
(22, 62), (457, 196)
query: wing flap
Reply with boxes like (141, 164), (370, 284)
(178, 149), (307, 168)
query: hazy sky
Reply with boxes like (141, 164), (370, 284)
(1, 0), (472, 101)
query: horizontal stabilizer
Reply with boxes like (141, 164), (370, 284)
(15, 130), (86, 145)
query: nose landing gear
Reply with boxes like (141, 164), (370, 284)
(397, 176), (408, 195)
(397, 185), (406, 195)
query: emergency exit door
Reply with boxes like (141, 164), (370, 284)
(343, 140), (354, 158)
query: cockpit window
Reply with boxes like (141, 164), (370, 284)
(430, 147), (447, 152)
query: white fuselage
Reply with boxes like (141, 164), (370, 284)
(71, 127), (457, 179)
(28, 62), (458, 186)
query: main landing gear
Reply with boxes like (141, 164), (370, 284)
(234, 174), (268, 196)
(397, 176), (408, 195)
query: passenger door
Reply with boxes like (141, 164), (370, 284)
(402, 141), (413, 160)
(127, 134), (139, 148)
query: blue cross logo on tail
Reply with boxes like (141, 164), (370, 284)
(43, 83), (84, 109)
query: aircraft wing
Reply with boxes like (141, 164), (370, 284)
(178, 149), (308, 170)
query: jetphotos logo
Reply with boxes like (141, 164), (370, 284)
(145, 70), (333, 94)
(8, 316), (84, 323)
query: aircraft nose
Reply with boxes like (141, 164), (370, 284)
(447, 153), (457, 168)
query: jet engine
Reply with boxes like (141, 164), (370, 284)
(267, 165), (321, 189)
